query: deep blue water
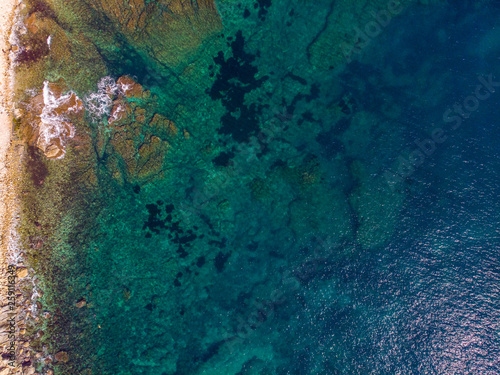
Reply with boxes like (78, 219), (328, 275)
(325, 3), (500, 373)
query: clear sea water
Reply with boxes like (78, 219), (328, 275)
(17, 0), (500, 374)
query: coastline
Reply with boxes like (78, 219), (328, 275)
(0, 1), (32, 374)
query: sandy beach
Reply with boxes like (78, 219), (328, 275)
(0, 1), (30, 374)
(0, 0), (16, 169)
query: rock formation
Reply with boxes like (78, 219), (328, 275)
(42, 0), (222, 70)
(100, 76), (179, 184)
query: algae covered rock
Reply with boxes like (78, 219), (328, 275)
(107, 125), (171, 184)
(12, 1), (453, 374)
(93, 76), (179, 184)
(82, 0), (223, 67)
(54, 351), (69, 363)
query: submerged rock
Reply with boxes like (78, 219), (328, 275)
(54, 351), (69, 363)
(14, 1), (455, 374)
(97, 76), (179, 184)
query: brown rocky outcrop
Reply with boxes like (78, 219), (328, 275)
(108, 100), (133, 125)
(149, 113), (179, 139)
(21, 81), (85, 160)
(117, 75), (143, 98)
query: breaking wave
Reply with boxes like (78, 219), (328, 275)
(85, 76), (122, 121)
(37, 81), (79, 159)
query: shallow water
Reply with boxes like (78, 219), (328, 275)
(14, 0), (500, 374)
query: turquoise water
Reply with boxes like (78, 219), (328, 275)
(17, 0), (500, 374)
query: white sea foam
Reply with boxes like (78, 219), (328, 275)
(37, 81), (80, 158)
(85, 76), (122, 121)
(4, 206), (42, 319)
(6, 212), (22, 265)
(118, 81), (134, 95)
(29, 278), (41, 315)
(5, 213), (40, 319)
(108, 103), (125, 123)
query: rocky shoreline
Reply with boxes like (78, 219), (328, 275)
(0, 1), (38, 374)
